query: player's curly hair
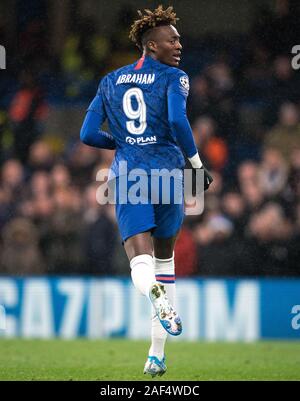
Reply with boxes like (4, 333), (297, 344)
(129, 5), (179, 50)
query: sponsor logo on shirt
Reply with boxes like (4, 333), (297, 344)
(126, 136), (157, 145)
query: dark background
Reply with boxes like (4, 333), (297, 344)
(0, 0), (300, 277)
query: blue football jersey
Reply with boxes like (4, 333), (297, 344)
(88, 55), (190, 177)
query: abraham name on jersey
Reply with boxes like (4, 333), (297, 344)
(116, 73), (155, 85)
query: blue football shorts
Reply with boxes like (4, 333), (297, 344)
(112, 174), (184, 242)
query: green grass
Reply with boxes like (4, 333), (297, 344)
(0, 339), (299, 381)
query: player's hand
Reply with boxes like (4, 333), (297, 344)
(189, 164), (213, 195)
(200, 165), (213, 191)
(186, 156), (213, 192)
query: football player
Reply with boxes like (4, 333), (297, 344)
(80, 5), (213, 377)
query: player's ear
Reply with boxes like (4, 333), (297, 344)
(147, 40), (157, 53)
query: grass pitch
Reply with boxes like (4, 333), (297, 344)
(0, 339), (299, 381)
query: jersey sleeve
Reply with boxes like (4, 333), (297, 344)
(87, 80), (106, 116)
(167, 70), (190, 98)
(167, 71), (197, 158)
(80, 80), (116, 150)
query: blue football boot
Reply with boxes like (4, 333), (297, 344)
(143, 356), (167, 377)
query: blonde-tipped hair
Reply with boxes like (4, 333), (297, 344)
(129, 5), (179, 49)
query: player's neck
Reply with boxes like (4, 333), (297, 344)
(143, 51), (160, 63)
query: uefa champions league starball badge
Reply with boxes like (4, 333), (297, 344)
(180, 75), (189, 91)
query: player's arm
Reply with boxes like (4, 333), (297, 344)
(167, 72), (213, 190)
(80, 85), (116, 150)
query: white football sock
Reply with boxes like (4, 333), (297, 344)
(149, 316), (167, 360)
(130, 254), (156, 298)
(149, 253), (176, 360)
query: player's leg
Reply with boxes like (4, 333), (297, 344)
(148, 235), (179, 350)
(124, 232), (177, 299)
(151, 190), (183, 334)
(116, 175), (182, 333)
(153, 235), (177, 311)
(143, 234), (179, 377)
(114, 173), (158, 298)
(153, 235), (177, 259)
(124, 232), (157, 298)
(145, 176), (184, 376)
(153, 235), (178, 327)
(125, 231), (181, 337)
(124, 231), (153, 261)
(115, 176), (182, 377)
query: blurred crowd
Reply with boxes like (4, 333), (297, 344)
(0, 0), (300, 277)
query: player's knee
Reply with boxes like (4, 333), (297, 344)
(153, 236), (177, 259)
(124, 232), (153, 261)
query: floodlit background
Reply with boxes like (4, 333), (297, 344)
(0, 0), (300, 344)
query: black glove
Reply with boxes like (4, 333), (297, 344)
(190, 165), (213, 195)
(201, 165), (213, 191)
(185, 159), (213, 194)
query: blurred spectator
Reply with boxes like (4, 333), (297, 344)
(0, 217), (45, 275)
(0, 159), (25, 228)
(67, 142), (101, 187)
(195, 214), (254, 276)
(0, 110), (13, 163)
(241, 182), (265, 212)
(270, 56), (300, 110)
(30, 170), (51, 198)
(259, 147), (288, 197)
(247, 202), (292, 242)
(206, 61), (234, 100)
(81, 184), (117, 275)
(27, 140), (55, 173)
(1, 158), (24, 193)
(264, 102), (300, 164)
(246, 202), (295, 275)
(202, 193), (221, 219)
(9, 71), (48, 163)
(42, 186), (84, 274)
(237, 161), (265, 211)
(50, 163), (71, 189)
(221, 191), (247, 237)
(192, 116), (228, 171)
(237, 161), (259, 189)
(174, 227), (198, 276)
(205, 170), (223, 196)
(287, 148), (300, 204)
(189, 75), (211, 120)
